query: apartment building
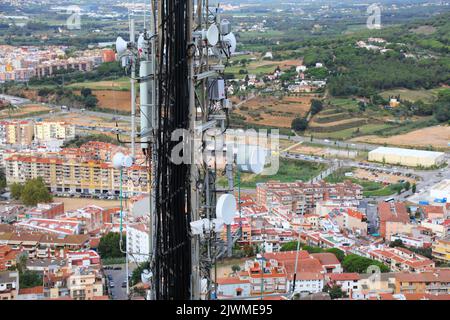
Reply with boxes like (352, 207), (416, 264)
(34, 121), (76, 143)
(5, 155), (149, 196)
(395, 269), (450, 295)
(127, 221), (150, 263)
(0, 120), (34, 146)
(256, 181), (363, 214)
(432, 237), (450, 263)
(0, 231), (90, 259)
(67, 269), (104, 300)
(377, 202), (410, 240)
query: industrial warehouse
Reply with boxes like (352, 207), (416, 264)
(368, 147), (446, 168)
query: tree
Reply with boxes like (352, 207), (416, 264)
(0, 168), (6, 191)
(80, 87), (92, 98)
(404, 181), (411, 191)
(84, 94), (98, 109)
(323, 284), (346, 299)
(11, 254), (43, 289)
(325, 248), (345, 262)
(342, 254), (389, 273)
(280, 241), (300, 252)
(10, 182), (24, 200)
(291, 117), (308, 131)
(231, 265), (241, 274)
(20, 177), (52, 206)
(98, 232), (126, 259)
(310, 99), (324, 115)
(389, 239), (405, 248)
(412, 183), (416, 194)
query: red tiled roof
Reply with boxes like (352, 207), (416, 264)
(19, 286), (44, 295)
(310, 252), (340, 266)
(216, 277), (250, 285)
(378, 202), (409, 223)
(329, 273), (360, 281)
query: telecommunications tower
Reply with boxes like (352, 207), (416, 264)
(115, 0), (266, 300)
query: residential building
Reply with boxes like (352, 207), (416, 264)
(127, 220), (150, 263)
(257, 181), (363, 214)
(0, 271), (19, 300)
(66, 268), (104, 300)
(395, 270), (450, 295)
(369, 247), (435, 272)
(378, 202), (410, 240)
(327, 273), (360, 296)
(0, 120), (34, 146)
(432, 237), (450, 263)
(5, 154), (149, 196)
(34, 121), (76, 143)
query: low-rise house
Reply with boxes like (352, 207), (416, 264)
(0, 271), (19, 300)
(327, 273), (360, 296)
(17, 286), (45, 300)
(369, 247), (434, 272)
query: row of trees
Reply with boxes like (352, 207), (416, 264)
(10, 177), (52, 206)
(29, 61), (124, 87)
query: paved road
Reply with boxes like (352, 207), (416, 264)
(0, 93), (30, 105)
(104, 263), (136, 300)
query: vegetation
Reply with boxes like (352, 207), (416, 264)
(219, 159), (326, 189)
(131, 261), (150, 286)
(63, 134), (121, 148)
(389, 239), (433, 259)
(98, 233), (126, 259)
(342, 254), (390, 273)
(279, 242), (345, 262)
(28, 62), (124, 87)
(10, 254), (43, 289)
(325, 169), (410, 197)
(10, 178), (52, 206)
(291, 117), (308, 132)
(323, 284), (347, 299)
(0, 168), (6, 191)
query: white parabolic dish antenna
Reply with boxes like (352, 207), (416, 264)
(115, 36), (128, 55)
(112, 152), (133, 169)
(223, 32), (237, 54)
(206, 24), (219, 46)
(216, 194), (237, 225)
(237, 145), (267, 175)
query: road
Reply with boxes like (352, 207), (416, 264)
(104, 263), (136, 300)
(0, 93), (30, 105)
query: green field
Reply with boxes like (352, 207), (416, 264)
(66, 77), (131, 91)
(218, 158), (327, 189)
(379, 88), (439, 103)
(325, 169), (401, 197)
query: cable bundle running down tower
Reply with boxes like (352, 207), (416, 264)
(153, 0), (191, 300)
